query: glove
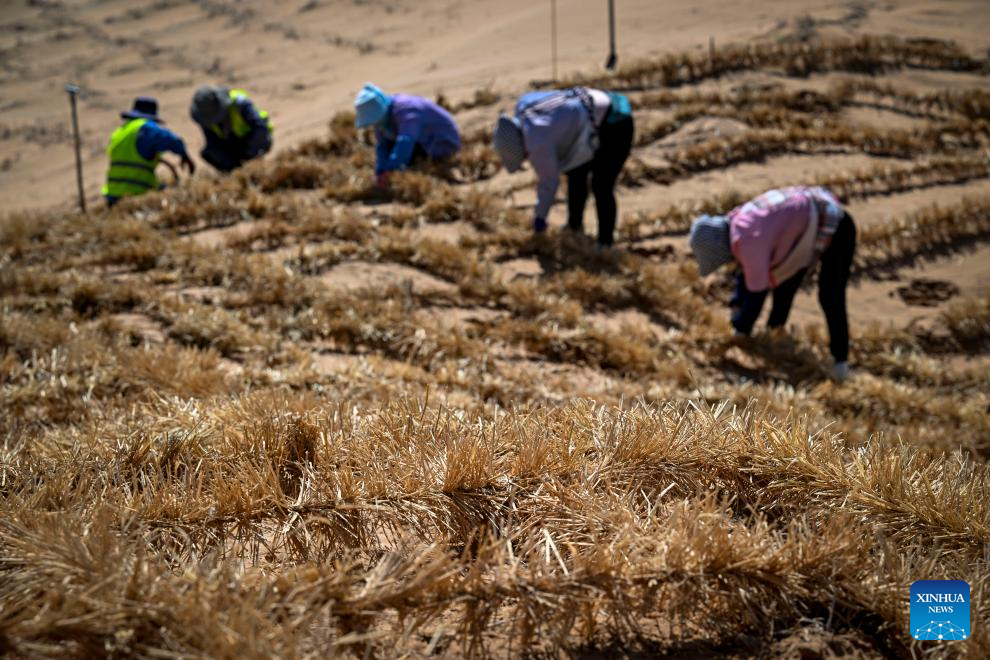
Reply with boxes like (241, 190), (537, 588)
(181, 155), (196, 175)
(533, 216), (547, 233)
(831, 361), (850, 382)
(376, 172), (390, 189)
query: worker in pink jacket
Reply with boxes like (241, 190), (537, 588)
(688, 186), (857, 381)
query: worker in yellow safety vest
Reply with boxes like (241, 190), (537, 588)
(189, 85), (273, 172)
(101, 96), (195, 207)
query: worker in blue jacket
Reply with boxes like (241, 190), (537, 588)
(354, 83), (461, 187)
(101, 96), (195, 207)
(190, 85), (273, 173)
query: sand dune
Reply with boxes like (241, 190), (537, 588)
(2, 0), (988, 212)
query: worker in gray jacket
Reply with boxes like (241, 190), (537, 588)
(492, 87), (634, 247)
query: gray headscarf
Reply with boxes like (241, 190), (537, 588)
(688, 214), (733, 276)
(190, 85), (231, 127)
(492, 113), (525, 173)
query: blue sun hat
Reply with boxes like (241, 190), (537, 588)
(492, 113), (525, 173)
(354, 83), (390, 128)
(688, 214), (733, 276)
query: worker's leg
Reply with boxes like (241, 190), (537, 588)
(566, 161), (592, 233)
(766, 269), (807, 329)
(818, 212), (857, 363)
(590, 115), (634, 246)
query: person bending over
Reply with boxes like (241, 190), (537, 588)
(688, 186), (857, 381)
(492, 87), (634, 248)
(190, 85), (273, 173)
(353, 83), (461, 188)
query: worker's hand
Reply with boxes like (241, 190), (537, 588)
(532, 216), (547, 233)
(181, 155), (196, 176)
(376, 172), (390, 189)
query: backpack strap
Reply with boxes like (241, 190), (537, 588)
(520, 88), (597, 125)
(519, 87), (601, 152)
(570, 87), (599, 129)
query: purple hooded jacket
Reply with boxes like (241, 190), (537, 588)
(375, 94), (460, 174)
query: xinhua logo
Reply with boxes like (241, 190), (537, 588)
(911, 580), (970, 641)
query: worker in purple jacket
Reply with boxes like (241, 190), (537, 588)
(688, 187), (857, 382)
(353, 83), (461, 188)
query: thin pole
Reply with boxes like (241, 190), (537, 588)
(65, 84), (86, 214)
(605, 0), (617, 70)
(550, 0), (558, 82)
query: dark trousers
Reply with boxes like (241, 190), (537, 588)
(201, 131), (272, 173)
(731, 213), (856, 362)
(565, 115), (634, 247)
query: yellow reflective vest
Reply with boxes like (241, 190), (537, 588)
(209, 89), (273, 139)
(101, 119), (160, 199)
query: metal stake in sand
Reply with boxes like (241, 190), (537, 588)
(65, 84), (86, 214)
(550, 0), (558, 82)
(605, 0), (617, 70)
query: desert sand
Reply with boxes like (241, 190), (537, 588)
(2, 0), (988, 213)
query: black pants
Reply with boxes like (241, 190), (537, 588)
(565, 115), (634, 247)
(765, 213), (857, 362)
(201, 132), (273, 173)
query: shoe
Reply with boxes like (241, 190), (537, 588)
(594, 242), (617, 257)
(831, 361), (850, 382)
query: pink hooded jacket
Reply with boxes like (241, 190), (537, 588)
(729, 187), (844, 292)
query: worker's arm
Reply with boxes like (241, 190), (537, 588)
(526, 135), (561, 223)
(233, 97), (271, 158)
(137, 121), (194, 174)
(136, 122), (189, 161)
(729, 270), (767, 335)
(380, 135), (416, 173)
(374, 128), (396, 176)
(378, 105), (421, 173)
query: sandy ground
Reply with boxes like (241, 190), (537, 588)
(2, 0), (989, 213)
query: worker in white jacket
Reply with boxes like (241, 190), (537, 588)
(492, 87), (634, 248)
